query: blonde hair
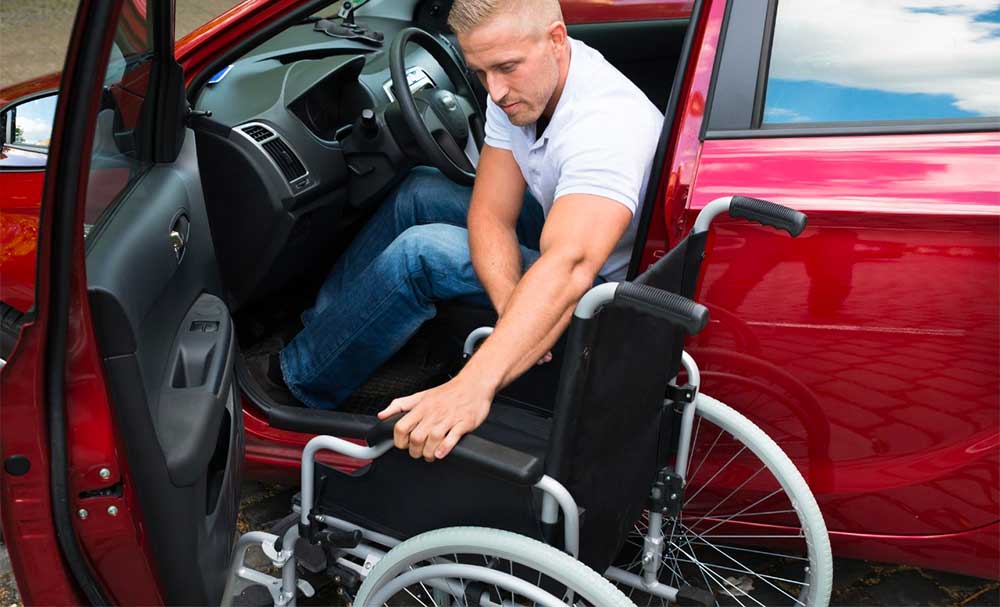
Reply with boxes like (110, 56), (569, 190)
(447, 0), (564, 35)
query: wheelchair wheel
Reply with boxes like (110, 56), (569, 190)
(355, 526), (635, 606)
(613, 393), (832, 607)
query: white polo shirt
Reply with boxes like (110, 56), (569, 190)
(483, 37), (664, 281)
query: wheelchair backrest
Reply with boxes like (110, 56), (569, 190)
(542, 229), (709, 569)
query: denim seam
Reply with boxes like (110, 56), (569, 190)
(294, 267), (429, 386)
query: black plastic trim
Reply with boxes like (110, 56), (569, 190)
(44, 1), (121, 605)
(699, 0), (734, 141)
(0, 302), (26, 360)
(703, 0), (769, 133)
(751, 0), (778, 129)
(625, 1), (702, 279)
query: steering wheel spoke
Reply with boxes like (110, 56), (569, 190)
(390, 28), (486, 185)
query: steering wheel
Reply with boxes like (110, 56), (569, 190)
(389, 28), (486, 185)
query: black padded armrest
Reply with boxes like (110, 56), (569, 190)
(267, 408), (376, 439)
(368, 414), (544, 486)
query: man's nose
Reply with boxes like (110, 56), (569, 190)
(485, 73), (509, 103)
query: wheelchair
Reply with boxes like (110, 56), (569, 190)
(222, 196), (833, 607)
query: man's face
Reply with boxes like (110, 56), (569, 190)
(458, 14), (563, 126)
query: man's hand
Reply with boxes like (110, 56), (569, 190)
(377, 376), (494, 461)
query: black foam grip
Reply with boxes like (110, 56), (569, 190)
(367, 414), (544, 486)
(614, 282), (710, 335)
(730, 196), (808, 237)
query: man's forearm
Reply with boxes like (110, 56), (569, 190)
(460, 251), (594, 392)
(469, 213), (523, 316)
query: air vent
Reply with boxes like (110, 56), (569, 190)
(261, 139), (307, 182)
(242, 124), (274, 142)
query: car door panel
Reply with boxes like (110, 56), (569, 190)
(86, 129), (243, 605)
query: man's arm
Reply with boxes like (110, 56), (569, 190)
(468, 144), (527, 317)
(378, 194), (632, 460)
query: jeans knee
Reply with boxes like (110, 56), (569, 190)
(391, 224), (476, 294)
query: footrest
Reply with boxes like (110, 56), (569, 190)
(676, 584), (715, 606)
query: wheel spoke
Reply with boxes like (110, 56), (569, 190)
(683, 540), (809, 562)
(686, 415), (704, 477)
(687, 425), (723, 486)
(679, 524), (806, 606)
(693, 487), (784, 537)
(666, 557), (809, 586)
(672, 541), (761, 607)
(684, 445), (747, 507)
(690, 463), (768, 526)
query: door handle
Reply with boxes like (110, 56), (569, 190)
(169, 213), (190, 262)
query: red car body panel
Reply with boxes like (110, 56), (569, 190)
(1, 0), (997, 601)
(0, 171), (44, 311)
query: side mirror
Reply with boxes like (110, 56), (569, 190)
(1, 93), (58, 158)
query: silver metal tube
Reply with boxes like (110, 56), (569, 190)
(604, 566), (680, 602)
(673, 351), (701, 480)
(643, 510), (665, 586)
(535, 475), (579, 558)
(221, 531), (278, 607)
(463, 326), (495, 357)
(692, 196), (734, 234)
(365, 563), (566, 607)
(299, 435), (393, 525)
(574, 282), (619, 319)
(279, 525), (299, 607)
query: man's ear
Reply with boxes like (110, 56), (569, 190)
(547, 21), (568, 50)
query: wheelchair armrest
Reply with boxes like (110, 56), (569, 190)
(368, 414), (544, 486)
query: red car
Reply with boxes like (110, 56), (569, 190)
(1, 0), (997, 604)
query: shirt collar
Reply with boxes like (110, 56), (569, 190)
(532, 37), (583, 147)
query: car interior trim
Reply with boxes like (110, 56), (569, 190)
(233, 122), (313, 195)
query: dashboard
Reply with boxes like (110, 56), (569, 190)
(189, 15), (471, 308)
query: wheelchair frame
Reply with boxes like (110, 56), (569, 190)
(220, 196), (829, 607)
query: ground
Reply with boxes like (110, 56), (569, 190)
(7, 482), (996, 606)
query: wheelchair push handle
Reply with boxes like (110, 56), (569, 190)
(730, 195), (808, 237)
(615, 282), (710, 335)
(693, 195), (808, 237)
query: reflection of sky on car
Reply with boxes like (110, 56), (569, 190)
(13, 95), (56, 146)
(764, 0), (1000, 124)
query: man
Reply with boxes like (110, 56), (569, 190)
(279, 0), (663, 461)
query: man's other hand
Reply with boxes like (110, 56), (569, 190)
(377, 377), (493, 461)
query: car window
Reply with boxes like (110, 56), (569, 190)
(762, 0), (1000, 125)
(82, 6), (157, 235)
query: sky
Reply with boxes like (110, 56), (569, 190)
(763, 0), (1000, 124)
(11, 94), (56, 146)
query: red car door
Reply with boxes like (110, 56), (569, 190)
(0, 1), (245, 604)
(681, 0), (1000, 578)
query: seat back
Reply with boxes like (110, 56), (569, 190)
(543, 229), (709, 571)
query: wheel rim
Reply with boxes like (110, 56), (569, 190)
(612, 407), (821, 607)
(365, 552), (607, 606)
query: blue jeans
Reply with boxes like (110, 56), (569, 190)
(280, 167), (546, 410)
